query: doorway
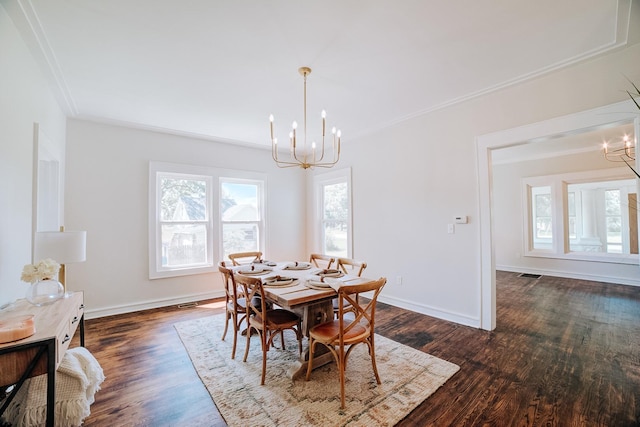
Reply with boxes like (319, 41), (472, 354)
(476, 100), (640, 331)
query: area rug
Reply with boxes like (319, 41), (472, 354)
(174, 315), (459, 427)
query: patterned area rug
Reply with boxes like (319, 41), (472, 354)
(174, 315), (459, 427)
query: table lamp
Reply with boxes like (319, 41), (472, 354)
(34, 227), (87, 291)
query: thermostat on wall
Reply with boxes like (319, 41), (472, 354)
(454, 215), (468, 224)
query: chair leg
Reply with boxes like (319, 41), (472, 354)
(260, 330), (267, 385)
(230, 313), (238, 359)
(243, 325), (252, 362)
(368, 337), (381, 384)
(221, 310), (230, 341)
(305, 339), (317, 381)
(339, 347), (346, 409)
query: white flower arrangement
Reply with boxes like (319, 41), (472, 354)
(20, 258), (60, 283)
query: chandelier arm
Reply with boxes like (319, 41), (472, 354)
(273, 158), (305, 168)
(316, 136), (326, 162)
(291, 145), (307, 165)
(622, 157), (640, 179)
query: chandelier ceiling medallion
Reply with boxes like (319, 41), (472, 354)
(270, 67), (341, 169)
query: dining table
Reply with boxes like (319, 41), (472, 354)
(234, 260), (371, 379)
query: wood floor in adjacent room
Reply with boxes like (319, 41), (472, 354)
(78, 271), (640, 426)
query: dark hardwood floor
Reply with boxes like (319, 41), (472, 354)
(76, 271), (640, 426)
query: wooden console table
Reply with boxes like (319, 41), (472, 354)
(0, 292), (85, 427)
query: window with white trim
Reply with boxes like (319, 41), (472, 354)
(531, 186), (552, 250)
(313, 168), (352, 257)
(523, 167), (638, 264)
(220, 178), (264, 260)
(149, 162), (266, 279)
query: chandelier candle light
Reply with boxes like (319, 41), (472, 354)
(270, 67), (341, 169)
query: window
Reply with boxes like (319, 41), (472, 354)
(605, 189), (622, 253)
(149, 162), (266, 279)
(314, 168), (352, 257)
(220, 179), (264, 260)
(523, 167), (638, 264)
(531, 186), (552, 250)
(566, 182), (634, 254)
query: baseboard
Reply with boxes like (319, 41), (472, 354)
(84, 290), (226, 319)
(496, 265), (640, 287)
(378, 294), (480, 328)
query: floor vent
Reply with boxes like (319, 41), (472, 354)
(177, 302), (199, 309)
(518, 273), (542, 279)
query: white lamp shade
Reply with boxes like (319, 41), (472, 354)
(34, 231), (87, 264)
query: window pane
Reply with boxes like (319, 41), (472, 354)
(568, 180), (632, 254)
(530, 186), (552, 250)
(605, 190), (621, 215)
(222, 223), (259, 259)
(567, 192), (577, 239)
(324, 220), (347, 257)
(160, 177), (206, 221)
(161, 224), (207, 267)
(536, 217), (552, 239)
(221, 182), (259, 221)
(323, 182), (348, 221)
(322, 181), (349, 257)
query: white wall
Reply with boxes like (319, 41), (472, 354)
(64, 119), (306, 318)
(320, 39), (640, 328)
(494, 150), (640, 285)
(0, 4), (66, 307)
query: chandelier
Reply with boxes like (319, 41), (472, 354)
(270, 67), (341, 169)
(603, 133), (640, 179)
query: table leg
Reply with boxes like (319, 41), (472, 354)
(287, 300), (334, 379)
(45, 339), (55, 427)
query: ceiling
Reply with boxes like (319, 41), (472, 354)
(3, 0), (633, 149)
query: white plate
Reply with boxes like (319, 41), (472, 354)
(319, 269), (343, 278)
(264, 277), (295, 286)
(237, 266), (272, 275)
(253, 260), (277, 267)
(284, 262), (312, 270)
(304, 281), (331, 291)
(306, 279), (331, 288)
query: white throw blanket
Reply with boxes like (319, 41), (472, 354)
(1, 347), (105, 427)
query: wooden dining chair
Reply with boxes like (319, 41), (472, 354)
(309, 253), (335, 269)
(337, 258), (367, 277)
(228, 251), (263, 266)
(235, 273), (303, 385)
(218, 261), (247, 359)
(306, 277), (387, 409)
(333, 257), (367, 317)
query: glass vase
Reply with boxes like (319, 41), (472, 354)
(26, 279), (64, 306)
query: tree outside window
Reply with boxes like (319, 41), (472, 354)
(220, 180), (263, 260)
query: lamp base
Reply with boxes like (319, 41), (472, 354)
(26, 279), (64, 306)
